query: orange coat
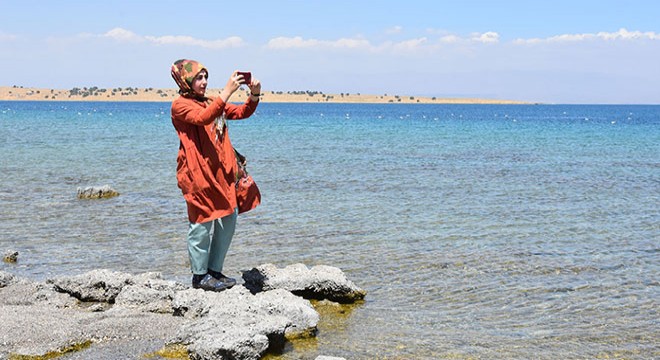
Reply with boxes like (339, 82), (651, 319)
(171, 96), (259, 223)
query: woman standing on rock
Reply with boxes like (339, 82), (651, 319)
(170, 59), (261, 291)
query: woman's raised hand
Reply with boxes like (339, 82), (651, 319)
(249, 78), (261, 96)
(219, 71), (243, 102)
(225, 71), (243, 93)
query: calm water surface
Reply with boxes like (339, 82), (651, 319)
(1, 101), (658, 359)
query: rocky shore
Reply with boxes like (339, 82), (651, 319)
(0, 263), (365, 360)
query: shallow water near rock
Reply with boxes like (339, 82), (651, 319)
(1, 101), (659, 359)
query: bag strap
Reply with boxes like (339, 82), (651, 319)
(234, 148), (247, 167)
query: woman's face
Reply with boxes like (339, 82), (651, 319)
(191, 70), (208, 97)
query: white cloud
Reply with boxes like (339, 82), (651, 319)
(266, 35), (437, 54)
(0, 31), (18, 42)
(386, 26), (403, 34)
(266, 36), (372, 50)
(332, 38), (371, 49)
(90, 27), (660, 54)
(267, 36), (320, 49)
(427, 28), (500, 44)
(104, 28), (141, 41)
(391, 37), (428, 51)
(514, 28), (660, 44)
(100, 27), (244, 49)
(439, 35), (461, 44)
(145, 35), (243, 49)
(266, 32), (504, 54)
(471, 31), (500, 43)
(596, 28), (660, 40)
(79, 26), (660, 55)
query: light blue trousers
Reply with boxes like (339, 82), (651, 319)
(187, 209), (237, 275)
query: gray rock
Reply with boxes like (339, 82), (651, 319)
(115, 272), (188, 314)
(49, 269), (133, 303)
(172, 286), (319, 359)
(114, 284), (174, 313)
(255, 289), (319, 337)
(132, 272), (188, 292)
(243, 263), (367, 303)
(0, 277), (180, 358)
(0, 276), (77, 308)
(0, 270), (16, 288)
(315, 356), (347, 360)
(1, 265), (356, 359)
(172, 286), (318, 335)
(29, 283), (80, 308)
(171, 288), (215, 318)
(181, 314), (288, 360)
(3, 250), (18, 263)
(0, 302), (97, 356)
(76, 185), (120, 199)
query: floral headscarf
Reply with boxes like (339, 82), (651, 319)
(171, 59), (208, 97)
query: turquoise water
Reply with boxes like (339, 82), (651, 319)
(1, 101), (658, 359)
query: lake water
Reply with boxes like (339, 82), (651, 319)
(1, 101), (658, 359)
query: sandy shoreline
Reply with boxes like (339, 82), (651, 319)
(0, 86), (527, 104)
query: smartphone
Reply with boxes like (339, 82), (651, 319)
(237, 71), (252, 85)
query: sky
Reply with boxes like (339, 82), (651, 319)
(1, 0), (659, 104)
